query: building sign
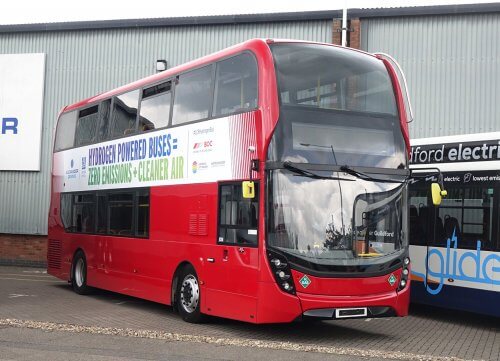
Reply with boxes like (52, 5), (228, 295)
(0, 53), (46, 171)
(410, 140), (500, 165)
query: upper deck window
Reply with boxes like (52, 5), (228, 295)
(213, 53), (258, 116)
(139, 81), (172, 131)
(75, 106), (99, 146)
(172, 65), (213, 125)
(271, 44), (397, 116)
(54, 110), (78, 151)
(110, 90), (140, 138)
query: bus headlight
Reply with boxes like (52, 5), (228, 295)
(398, 256), (410, 291)
(267, 250), (295, 294)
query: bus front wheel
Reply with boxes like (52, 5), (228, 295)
(72, 250), (92, 295)
(177, 264), (204, 323)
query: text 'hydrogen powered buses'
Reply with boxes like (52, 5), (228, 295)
(409, 133), (500, 317)
(49, 39), (415, 323)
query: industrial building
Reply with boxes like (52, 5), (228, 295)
(1, 3), (499, 266)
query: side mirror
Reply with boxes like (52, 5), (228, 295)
(431, 183), (447, 206)
(242, 181), (255, 199)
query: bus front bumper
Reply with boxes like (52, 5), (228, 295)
(297, 284), (410, 319)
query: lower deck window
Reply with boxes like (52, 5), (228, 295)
(218, 183), (259, 245)
(60, 188), (150, 238)
(409, 175), (499, 251)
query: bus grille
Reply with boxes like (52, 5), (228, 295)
(47, 239), (62, 269)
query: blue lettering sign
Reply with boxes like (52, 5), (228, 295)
(412, 228), (500, 295)
(1, 117), (18, 134)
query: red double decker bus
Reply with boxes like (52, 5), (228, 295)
(48, 39), (412, 323)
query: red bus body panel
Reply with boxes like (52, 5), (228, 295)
(48, 39), (411, 324)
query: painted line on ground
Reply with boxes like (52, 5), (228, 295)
(0, 273), (54, 278)
(0, 277), (64, 283)
(0, 318), (476, 361)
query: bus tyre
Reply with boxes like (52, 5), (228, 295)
(177, 265), (204, 323)
(72, 251), (91, 295)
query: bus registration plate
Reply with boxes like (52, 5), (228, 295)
(335, 307), (368, 319)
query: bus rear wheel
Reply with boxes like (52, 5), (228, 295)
(72, 250), (91, 295)
(177, 264), (204, 323)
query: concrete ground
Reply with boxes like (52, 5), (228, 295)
(0, 266), (498, 361)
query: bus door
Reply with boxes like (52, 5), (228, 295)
(409, 178), (442, 301)
(422, 190), (445, 296)
(203, 183), (260, 322)
(96, 191), (142, 293)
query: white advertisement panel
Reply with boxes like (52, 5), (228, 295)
(52, 118), (234, 193)
(0, 53), (46, 171)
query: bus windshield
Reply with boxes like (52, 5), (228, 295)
(267, 170), (407, 271)
(269, 43), (406, 169)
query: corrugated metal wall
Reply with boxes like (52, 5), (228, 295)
(0, 20), (332, 235)
(361, 13), (500, 139)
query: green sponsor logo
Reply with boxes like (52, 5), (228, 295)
(388, 273), (397, 286)
(299, 275), (311, 288)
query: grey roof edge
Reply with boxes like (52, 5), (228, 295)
(1, 3), (500, 33)
(350, 2), (500, 18)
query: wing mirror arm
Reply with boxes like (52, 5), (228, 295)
(242, 159), (259, 199)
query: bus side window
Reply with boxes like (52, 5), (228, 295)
(218, 183), (259, 246)
(110, 89), (140, 138)
(96, 193), (108, 234)
(172, 65), (213, 125)
(54, 110), (78, 151)
(108, 192), (134, 236)
(97, 99), (111, 141)
(60, 193), (72, 231)
(137, 192), (149, 238)
(409, 187), (428, 245)
(139, 81), (172, 131)
(75, 105), (99, 146)
(213, 53), (258, 117)
(71, 193), (95, 234)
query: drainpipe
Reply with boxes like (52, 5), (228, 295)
(342, 2), (347, 47)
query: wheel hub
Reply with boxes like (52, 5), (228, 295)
(180, 275), (199, 314)
(74, 258), (85, 288)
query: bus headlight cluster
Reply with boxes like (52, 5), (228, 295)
(398, 257), (410, 291)
(267, 250), (295, 295)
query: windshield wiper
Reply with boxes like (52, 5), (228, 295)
(283, 162), (353, 181)
(340, 165), (408, 184)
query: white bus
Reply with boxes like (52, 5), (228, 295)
(409, 132), (500, 317)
